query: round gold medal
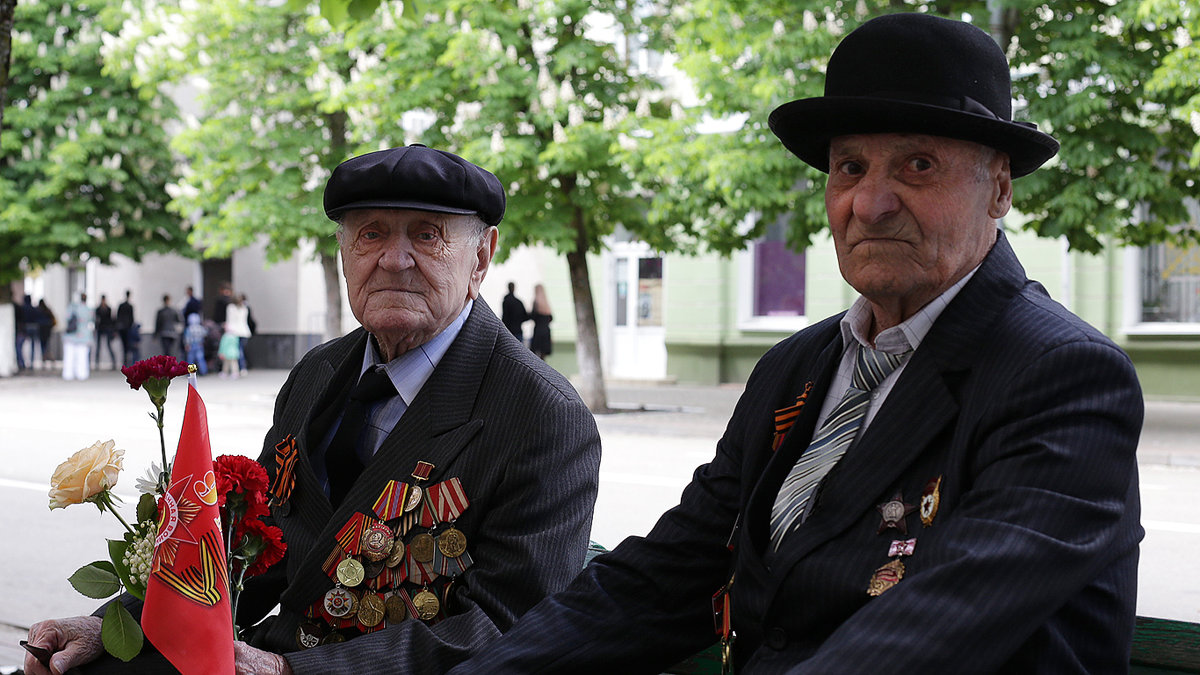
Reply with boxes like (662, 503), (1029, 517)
(357, 592), (386, 628)
(412, 588), (440, 621)
(336, 557), (366, 587)
(404, 485), (424, 512)
(361, 522), (395, 562)
(410, 532), (436, 563)
(384, 537), (406, 568)
(320, 631), (347, 645)
(437, 527), (468, 558)
(384, 593), (408, 623)
(323, 587), (357, 618)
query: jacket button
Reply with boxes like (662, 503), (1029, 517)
(766, 627), (787, 650)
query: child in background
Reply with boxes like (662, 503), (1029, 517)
(218, 329), (241, 378)
(183, 313), (208, 375)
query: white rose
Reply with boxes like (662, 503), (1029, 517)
(49, 440), (125, 509)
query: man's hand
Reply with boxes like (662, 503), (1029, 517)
(23, 615), (103, 675)
(235, 641), (294, 675)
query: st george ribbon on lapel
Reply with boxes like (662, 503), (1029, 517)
(769, 344), (910, 549)
(326, 366), (397, 507)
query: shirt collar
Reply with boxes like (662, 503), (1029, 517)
(360, 300), (474, 404)
(839, 264), (982, 355)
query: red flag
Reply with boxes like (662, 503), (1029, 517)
(143, 384), (235, 674)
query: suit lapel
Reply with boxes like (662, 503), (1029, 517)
(762, 232), (1028, 571)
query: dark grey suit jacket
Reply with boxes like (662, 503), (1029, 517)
(452, 233), (1144, 674)
(241, 299), (601, 674)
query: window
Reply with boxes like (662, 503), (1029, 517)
(1135, 199), (1200, 330)
(1141, 241), (1200, 324)
(739, 215), (806, 331)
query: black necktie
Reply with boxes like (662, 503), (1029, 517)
(326, 367), (396, 507)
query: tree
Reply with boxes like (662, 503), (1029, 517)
(0, 0), (188, 293)
(664, 0), (1200, 253)
(108, 1), (356, 341)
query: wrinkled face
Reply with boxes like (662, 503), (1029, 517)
(825, 133), (1012, 322)
(340, 209), (496, 357)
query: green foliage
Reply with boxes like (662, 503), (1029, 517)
(68, 560), (122, 598)
(0, 0), (188, 284)
(100, 600), (144, 662)
(666, 1), (1200, 254)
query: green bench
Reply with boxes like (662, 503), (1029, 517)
(584, 542), (1200, 674)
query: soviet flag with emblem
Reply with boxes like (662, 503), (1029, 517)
(142, 383), (235, 674)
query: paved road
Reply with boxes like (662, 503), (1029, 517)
(1, 368), (1197, 669)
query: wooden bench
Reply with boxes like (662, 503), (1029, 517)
(584, 543), (1200, 674)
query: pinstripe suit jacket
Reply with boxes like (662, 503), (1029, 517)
(454, 233), (1144, 674)
(240, 299), (601, 674)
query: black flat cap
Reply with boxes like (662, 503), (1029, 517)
(769, 13), (1058, 178)
(324, 144), (505, 226)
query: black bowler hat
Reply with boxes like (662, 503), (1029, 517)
(324, 144), (505, 226)
(768, 13), (1059, 178)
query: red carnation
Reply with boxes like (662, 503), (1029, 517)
(240, 517), (287, 577)
(121, 355), (190, 391)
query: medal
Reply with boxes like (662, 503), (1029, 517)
(385, 536), (406, 568)
(296, 621), (325, 649)
(920, 475), (943, 527)
(407, 461), (435, 512)
(361, 522), (395, 562)
(336, 557), (366, 587)
(437, 527), (468, 558)
(412, 587), (440, 621)
(385, 593), (408, 623)
(357, 592), (386, 628)
(410, 532), (436, 563)
(867, 559), (905, 596)
(363, 559), (385, 580)
(320, 632), (347, 645)
(323, 587), (358, 618)
(888, 538), (916, 557)
(404, 485), (424, 513)
(876, 492), (916, 534)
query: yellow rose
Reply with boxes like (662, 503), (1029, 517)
(49, 440), (125, 509)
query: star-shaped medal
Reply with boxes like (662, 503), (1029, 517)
(876, 492), (916, 534)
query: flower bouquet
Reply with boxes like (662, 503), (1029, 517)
(47, 355), (285, 663)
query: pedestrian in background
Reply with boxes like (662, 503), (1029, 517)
(20, 294), (40, 368)
(501, 281), (529, 343)
(238, 293), (256, 371)
(529, 283), (553, 360)
(183, 312), (208, 375)
(13, 298), (28, 371)
(115, 290), (135, 366)
(93, 294), (118, 370)
(223, 292), (252, 374)
(217, 326), (242, 378)
(36, 299), (56, 368)
(61, 293), (93, 381)
(213, 281), (234, 325)
(182, 285), (203, 322)
(153, 293), (181, 357)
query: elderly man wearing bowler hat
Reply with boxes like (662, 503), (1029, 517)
(447, 13), (1144, 674)
(24, 145), (602, 675)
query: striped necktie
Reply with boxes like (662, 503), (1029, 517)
(769, 344), (909, 548)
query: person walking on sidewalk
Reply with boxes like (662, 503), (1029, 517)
(61, 293), (93, 381)
(153, 294), (181, 357)
(93, 294), (118, 370)
(115, 290), (136, 367)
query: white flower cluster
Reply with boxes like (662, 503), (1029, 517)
(123, 526), (157, 586)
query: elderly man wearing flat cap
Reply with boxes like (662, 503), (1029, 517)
(24, 145), (602, 675)
(447, 13), (1144, 674)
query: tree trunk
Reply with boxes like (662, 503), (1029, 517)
(0, 0), (17, 146)
(320, 249), (342, 341)
(566, 208), (609, 413)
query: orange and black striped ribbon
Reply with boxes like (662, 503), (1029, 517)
(771, 382), (813, 451)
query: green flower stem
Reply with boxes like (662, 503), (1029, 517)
(99, 493), (136, 535)
(230, 561), (248, 641)
(154, 405), (169, 478)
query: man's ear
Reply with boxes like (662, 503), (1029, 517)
(988, 153), (1013, 219)
(468, 227), (499, 299)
